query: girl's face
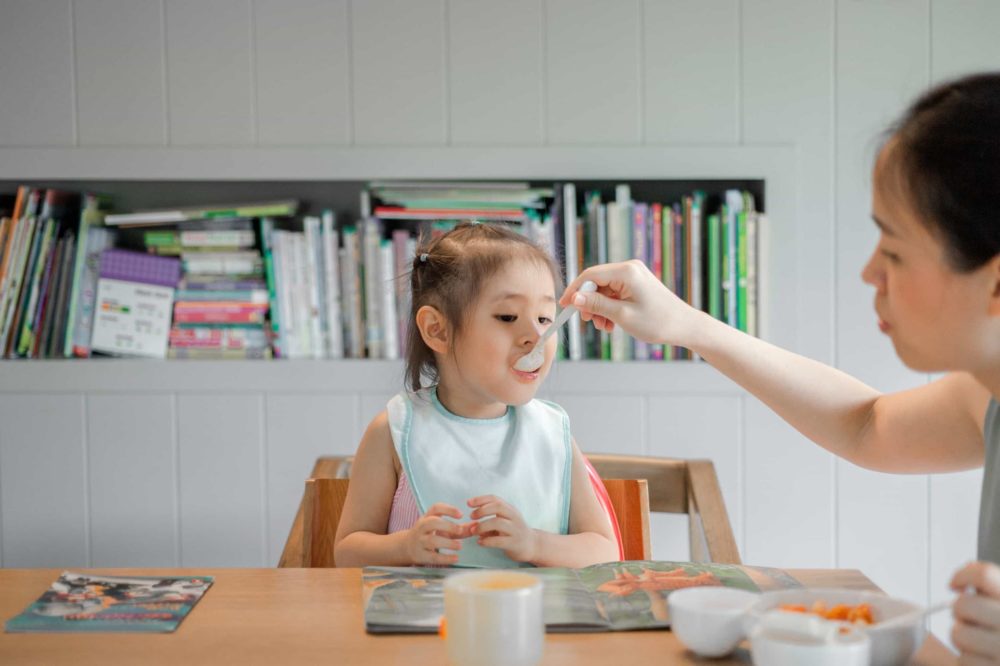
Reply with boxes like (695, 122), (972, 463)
(440, 258), (558, 416)
(862, 146), (997, 373)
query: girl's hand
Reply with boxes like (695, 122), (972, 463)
(468, 495), (538, 564)
(950, 561), (1000, 663)
(404, 503), (470, 566)
(560, 260), (701, 347)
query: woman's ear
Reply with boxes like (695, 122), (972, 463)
(415, 305), (450, 353)
(989, 253), (1000, 316)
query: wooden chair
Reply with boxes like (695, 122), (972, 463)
(287, 475), (649, 568)
(279, 451), (741, 565)
(587, 453), (741, 564)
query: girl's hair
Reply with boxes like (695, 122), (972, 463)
(404, 222), (562, 392)
(880, 71), (1000, 271)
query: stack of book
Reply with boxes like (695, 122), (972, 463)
(0, 188), (116, 359)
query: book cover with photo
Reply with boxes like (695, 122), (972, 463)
(5, 571), (213, 633)
(362, 561), (800, 634)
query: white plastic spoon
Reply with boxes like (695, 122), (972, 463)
(873, 599), (951, 630)
(513, 281), (597, 372)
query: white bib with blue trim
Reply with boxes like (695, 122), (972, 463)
(387, 388), (572, 568)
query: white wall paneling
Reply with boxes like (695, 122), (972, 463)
(0, 1), (75, 146)
(74, 0), (166, 145)
(253, 0), (351, 146)
(350, 0), (447, 144)
(642, 0), (740, 144)
(0, 4), (996, 642)
(165, 0), (254, 145)
(447, 0), (544, 145)
(545, 0), (641, 143)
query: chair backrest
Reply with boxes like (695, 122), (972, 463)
(302, 478), (349, 568)
(587, 453), (741, 564)
(291, 475), (649, 567)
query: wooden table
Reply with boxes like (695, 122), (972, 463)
(0, 568), (955, 665)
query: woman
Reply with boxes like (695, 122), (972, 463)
(563, 72), (1000, 663)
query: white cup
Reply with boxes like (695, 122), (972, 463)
(443, 571), (544, 666)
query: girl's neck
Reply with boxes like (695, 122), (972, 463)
(434, 382), (508, 420)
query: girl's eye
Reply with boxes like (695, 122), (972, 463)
(538, 317), (553, 325)
(495, 314), (517, 323)
(881, 250), (901, 263)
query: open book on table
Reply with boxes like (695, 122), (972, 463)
(363, 560), (801, 634)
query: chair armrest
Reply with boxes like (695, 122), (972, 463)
(686, 460), (741, 564)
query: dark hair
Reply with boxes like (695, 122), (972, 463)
(879, 71), (1000, 272)
(404, 222), (562, 392)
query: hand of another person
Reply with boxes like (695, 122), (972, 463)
(950, 560), (1000, 664)
(561, 260), (700, 347)
(467, 495), (537, 563)
(403, 503), (471, 566)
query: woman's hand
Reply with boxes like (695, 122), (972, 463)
(403, 503), (470, 566)
(560, 260), (702, 347)
(950, 561), (1000, 663)
(468, 495), (538, 564)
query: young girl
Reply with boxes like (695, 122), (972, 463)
(334, 223), (618, 568)
(565, 72), (1000, 662)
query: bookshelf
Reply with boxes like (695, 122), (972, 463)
(0, 144), (793, 364)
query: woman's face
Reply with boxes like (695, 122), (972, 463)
(862, 145), (998, 373)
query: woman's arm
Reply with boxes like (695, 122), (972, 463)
(565, 260), (990, 473)
(529, 440), (619, 567)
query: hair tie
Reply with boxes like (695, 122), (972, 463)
(419, 253), (429, 263)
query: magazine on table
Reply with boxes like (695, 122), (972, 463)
(362, 560), (801, 634)
(5, 571), (213, 633)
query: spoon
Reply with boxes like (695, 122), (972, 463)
(874, 599), (951, 630)
(513, 281), (597, 372)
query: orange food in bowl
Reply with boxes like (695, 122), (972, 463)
(779, 600), (875, 625)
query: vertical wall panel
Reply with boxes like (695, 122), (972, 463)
(351, 0), (447, 144)
(648, 395), (743, 556)
(0, 0), (75, 145)
(545, 0), (640, 144)
(265, 393), (355, 564)
(88, 394), (177, 566)
(835, 0), (931, 604)
(642, 0), (739, 144)
(931, 0), (1000, 84)
(254, 0), (350, 145)
(741, 0), (835, 569)
(74, 0), (165, 145)
(178, 394), (264, 566)
(551, 394), (644, 455)
(165, 0), (254, 145)
(0, 395), (87, 567)
(448, 0), (543, 144)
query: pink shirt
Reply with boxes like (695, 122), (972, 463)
(387, 470), (421, 534)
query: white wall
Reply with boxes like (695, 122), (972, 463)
(1, 0), (998, 643)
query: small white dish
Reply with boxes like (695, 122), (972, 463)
(668, 586), (759, 658)
(749, 609), (870, 666)
(745, 588), (924, 666)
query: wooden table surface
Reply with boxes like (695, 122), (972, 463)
(0, 568), (956, 665)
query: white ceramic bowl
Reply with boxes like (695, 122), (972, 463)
(668, 587), (760, 657)
(745, 588), (924, 666)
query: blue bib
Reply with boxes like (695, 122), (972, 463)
(387, 388), (572, 568)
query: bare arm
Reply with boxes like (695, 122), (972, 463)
(529, 440), (619, 567)
(565, 260), (990, 474)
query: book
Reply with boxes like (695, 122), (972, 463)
(66, 196), (115, 357)
(321, 211), (343, 359)
(362, 561), (801, 634)
(5, 571), (212, 633)
(104, 199), (298, 226)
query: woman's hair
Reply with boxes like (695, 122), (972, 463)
(880, 71), (1000, 271)
(404, 222), (562, 392)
